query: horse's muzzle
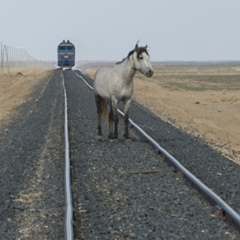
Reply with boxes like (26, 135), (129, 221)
(146, 69), (154, 77)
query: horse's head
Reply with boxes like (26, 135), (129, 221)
(130, 43), (154, 77)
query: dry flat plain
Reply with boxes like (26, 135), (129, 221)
(86, 65), (240, 165)
(1, 66), (240, 165)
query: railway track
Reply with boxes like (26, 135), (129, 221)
(63, 69), (240, 239)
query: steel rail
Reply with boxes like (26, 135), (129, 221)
(62, 71), (74, 240)
(75, 71), (240, 232)
(125, 115), (240, 232)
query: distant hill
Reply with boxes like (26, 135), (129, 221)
(76, 61), (115, 72)
(76, 60), (240, 73)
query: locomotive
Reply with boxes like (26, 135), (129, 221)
(57, 40), (75, 68)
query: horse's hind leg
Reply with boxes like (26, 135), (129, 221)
(95, 94), (103, 137)
(123, 99), (131, 139)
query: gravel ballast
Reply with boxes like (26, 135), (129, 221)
(0, 69), (65, 239)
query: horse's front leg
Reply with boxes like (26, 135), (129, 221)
(123, 99), (131, 139)
(108, 103), (114, 139)
(110, 98), (119, 139)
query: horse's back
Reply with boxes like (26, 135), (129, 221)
(95, 67), (113, 81)
(93, 67), (113, 98)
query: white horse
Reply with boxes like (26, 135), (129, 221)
(93, 43), (154, 139)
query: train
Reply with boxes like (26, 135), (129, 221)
(57, 40), (75, 68)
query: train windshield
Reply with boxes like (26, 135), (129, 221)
(58, 46), (74, 51)
(67, 46), (74, 50)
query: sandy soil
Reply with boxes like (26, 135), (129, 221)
(86, 66), (240, 165)
(0, 69), (52, 127)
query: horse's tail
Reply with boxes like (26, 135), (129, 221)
(94, 69), (108, 121)
(100, 98), (109, 122)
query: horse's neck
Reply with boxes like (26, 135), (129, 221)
(115, 58), (136, 82)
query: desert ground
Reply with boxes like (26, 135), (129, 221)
(1, 66), (239, 165)
(0, 69), (52, 127)
(85, 65), (240, 165)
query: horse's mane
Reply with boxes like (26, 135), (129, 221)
(116, 47), (149, 65)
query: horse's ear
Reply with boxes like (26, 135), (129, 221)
(145, 45), (148, 49)
(135, 44), (139, 52)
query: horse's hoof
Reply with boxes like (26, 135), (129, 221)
(96, 135), (103, 141)
(125, 138), (132, 143)
(110, 138), (119, 143)
(108, 133), (118, 139)
(124, 133), (129, 139)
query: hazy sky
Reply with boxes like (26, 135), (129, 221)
(1, 0), (240, 62)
